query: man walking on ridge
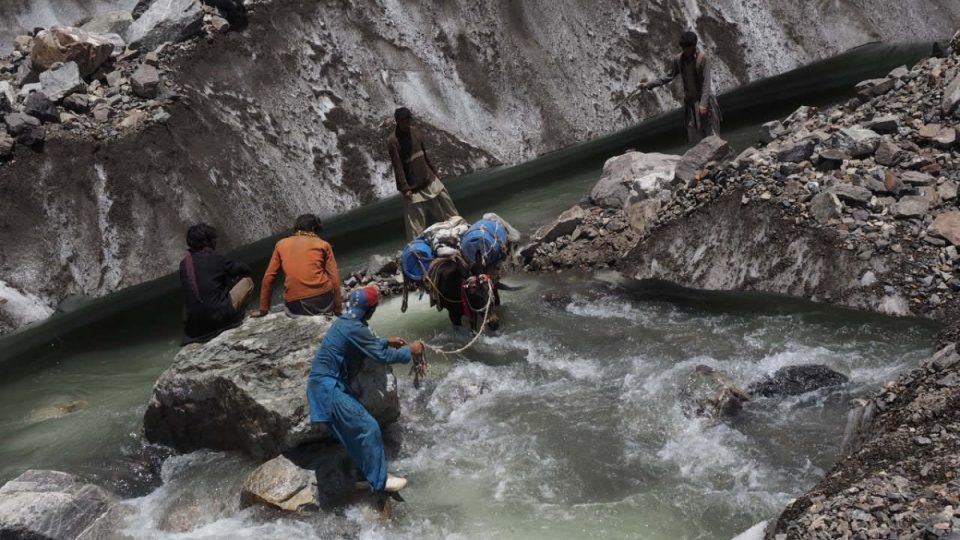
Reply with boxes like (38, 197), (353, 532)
(635, 30), (721, 143)
(387, 107), (459, 240)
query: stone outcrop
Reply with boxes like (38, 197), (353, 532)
(0, 470), (116, 540)
(143, 313), (400, 458)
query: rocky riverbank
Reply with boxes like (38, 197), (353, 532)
(518, 31), (960, 540)
(3, 0), (960, 338)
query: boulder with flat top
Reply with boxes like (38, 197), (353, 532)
(143, 313), (400, 459)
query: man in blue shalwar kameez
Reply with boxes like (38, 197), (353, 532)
(307, 286), (423, 493)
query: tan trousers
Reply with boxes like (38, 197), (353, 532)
(230, 277), (255, 311)
(404, 187), (459, 240)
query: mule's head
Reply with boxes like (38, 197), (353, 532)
(461, 274), (500, 332)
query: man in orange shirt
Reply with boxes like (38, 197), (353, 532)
(256, 214), (343, 317)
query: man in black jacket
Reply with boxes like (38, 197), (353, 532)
(179, 223), (254, 344)
(387, 107), (459, 240)
(637, 31), (721, 143)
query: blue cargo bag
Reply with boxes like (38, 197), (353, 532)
(401, 239), (436, 281)
(461, 219), (508, 268)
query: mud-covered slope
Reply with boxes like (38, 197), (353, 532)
(2, 0), (960, 333)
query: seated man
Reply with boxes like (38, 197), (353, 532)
(179, 223), (254, 345)
(307, 286), (424, 493)
(258, 214), (343, 317)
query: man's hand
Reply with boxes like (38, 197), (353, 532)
(387, 337), (407, 348)
(699, 105), (709, 116)
(403, 190), (414, 202)
(250, 309), (268, 318)
(408, 340), (425, 356)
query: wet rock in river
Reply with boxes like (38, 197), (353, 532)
(679, 365), (750, 419)
(747, 364), (849, 398)
(241, 454), (319, 512)
(143, 313), (400, 458)
(0, 470), (116, 540)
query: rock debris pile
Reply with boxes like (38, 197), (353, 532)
(771, 342), (960, 539)
(521, 34), (960, 318)
(0, 0), (245, 160)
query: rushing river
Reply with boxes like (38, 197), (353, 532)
(0, 42), (943, 539)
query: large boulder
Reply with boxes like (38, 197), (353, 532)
(38, 62), (87, 102)
(128, 0), (204, 51)
(748, 364), (849, 398)
(674, 136), (732, 184)
(143, 313), (401, 458)
(678, 365), (749, 419)
(0, 470), (115, 540)
(30, 27), (114, 78)
(590, 151), (680, 208)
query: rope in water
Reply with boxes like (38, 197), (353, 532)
(413, 278), (495, 362)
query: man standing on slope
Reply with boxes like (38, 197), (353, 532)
(637, 30), (721, 143)
(387, 107), (459, 240)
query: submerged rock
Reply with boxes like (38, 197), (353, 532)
(0, 470), (115, 540)
(679, 365), (750, 419)
(747, 364), (849, 398)
(143, 313), (400, 458)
